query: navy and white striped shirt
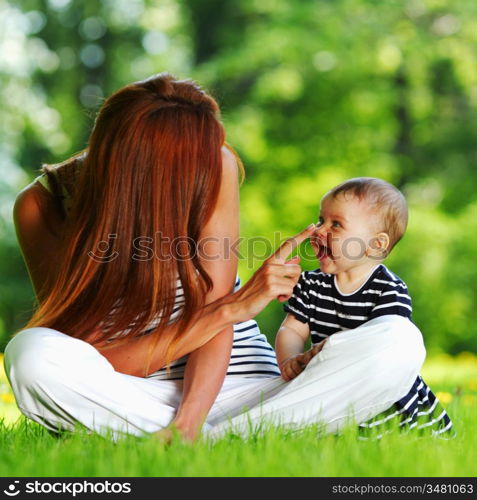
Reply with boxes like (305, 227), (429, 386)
(147, 275), (281, 380)
(284, 264), (412, 344)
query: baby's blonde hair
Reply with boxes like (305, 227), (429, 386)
(328, 177), (408, 252)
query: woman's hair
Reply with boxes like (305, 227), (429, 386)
(19, 73), (243, 374)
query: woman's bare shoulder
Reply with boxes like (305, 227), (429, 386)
(15, 180), (48, 213)
(13, 181), (64, 240)
(221, 145), (239, 176)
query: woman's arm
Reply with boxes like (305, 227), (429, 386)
(13, 182), (64, 303)
(169, 146), (239, 441)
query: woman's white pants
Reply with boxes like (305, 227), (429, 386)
(3, 315), (425, 440)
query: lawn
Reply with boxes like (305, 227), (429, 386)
(0, 353), (476, 477)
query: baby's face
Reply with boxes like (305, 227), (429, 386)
(311, 193), (381, 274)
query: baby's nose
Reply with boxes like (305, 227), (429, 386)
(315, 224), (328, 237)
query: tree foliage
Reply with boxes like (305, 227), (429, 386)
(1, 0), (476, 354)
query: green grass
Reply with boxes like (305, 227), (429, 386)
(0, 353), (476, 477)
(0, 403), (474, 477)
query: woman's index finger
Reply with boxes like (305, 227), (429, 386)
(269, 224), (316, 264)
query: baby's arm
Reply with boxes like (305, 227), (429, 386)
(276, 313), (324, 381)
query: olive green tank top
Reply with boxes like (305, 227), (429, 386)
(32, 158), (82, 215)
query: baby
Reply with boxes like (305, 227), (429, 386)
(277, 177), (412, 381)
(276, 178), (454, 437)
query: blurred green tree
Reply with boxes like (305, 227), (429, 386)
(1, 0), (476, 355)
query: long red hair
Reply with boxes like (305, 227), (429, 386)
(18, 73), (243, 374)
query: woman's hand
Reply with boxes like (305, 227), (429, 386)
(153, 422), (200, 445)
(229, 224), (315, 323)
(279, 340), (326, 382)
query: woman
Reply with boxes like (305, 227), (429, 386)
(4, 73), (431, 442)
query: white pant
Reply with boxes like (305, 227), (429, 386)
(3, 315), (425, 440)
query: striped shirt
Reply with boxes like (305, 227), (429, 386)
(145, 275), (281, 380)
(284, 264), (412, 344)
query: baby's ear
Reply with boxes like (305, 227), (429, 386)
(367, 232), (390, 260)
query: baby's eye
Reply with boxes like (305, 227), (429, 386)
(316, 218), (324, 227)
(331, 221), (341, 228)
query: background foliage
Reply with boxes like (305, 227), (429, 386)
(1, 0), (476, 355)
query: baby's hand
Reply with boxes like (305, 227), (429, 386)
(279, 340), (327, 382)
(279, 354), (306, 382)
